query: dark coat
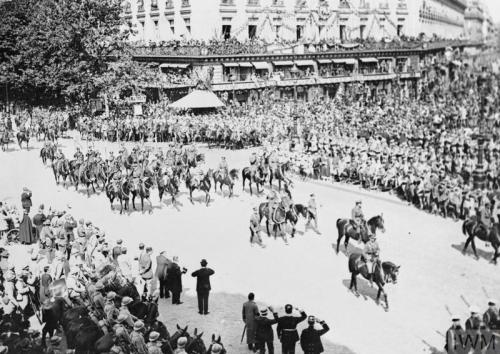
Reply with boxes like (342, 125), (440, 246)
(155, 254), (171, 281)
(167, 263), (182, 294)
(242, 300), (259, 345)
(300, 322), (330, 354)
(191, 267), (214, 292)
(21, 192), (32, 209)
(32, 213), (46, 241)
(277, 311), (307, 344)
(19, 213), (34, 244)
(255, 313), (279, 342)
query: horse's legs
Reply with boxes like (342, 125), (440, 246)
(463, 235), (473, 254)
(336, 227), (344, 254)
(205, 191), (210, 207)
(189, 189), (194, 204)
(350, 273), (359, 296)
(132, 194), (137, 210)
(470, 238), (479, 259)
(344, 234), (350, 253)
(265, 219), (271, 237)
(492, 245), (499, 265)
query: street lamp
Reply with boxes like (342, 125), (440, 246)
(472, 71), (490, 190)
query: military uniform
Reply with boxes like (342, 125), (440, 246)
(277, 310), (307, 354)
(351, 204), (364, 232)
(299, 321), (330, 354)
(483, 306), (500, 330)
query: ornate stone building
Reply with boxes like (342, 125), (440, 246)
(120, 0), (474, 43)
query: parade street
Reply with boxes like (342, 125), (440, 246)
(2, 138), (499, 354)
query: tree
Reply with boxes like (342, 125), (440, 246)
(0, 0), (151, 107)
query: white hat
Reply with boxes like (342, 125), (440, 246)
(469, 305), (480, 314)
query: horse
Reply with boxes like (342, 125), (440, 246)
(74, 161), (99, 196)
(269, 163), (289, 191)
(258, 202), (288, 244)
(52, 158), (72, 186)
(169, 324), (190, 350)
(207, 335), (227, 354)
(158, 173), (179, 206)
(286, 204), (309, 238)
(242, 166), (265, 195)
(40, 144), (56, 164)
(348, 253), (400, 311)
(106, 179), (131, 214)
(213, 168), (239, 197)
(462, 217), (500, 264)
(185, 328), (206, 354)
(185, 170), (212, 207)
(16, 131), (30, 149)
(131, 176), (154, 213)
(335, 215), (386, 254)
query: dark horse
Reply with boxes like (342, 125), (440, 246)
(52, 158), (72, 186)
(16, 131), (30, 149)
(131, 176), (154, 213)
(185, 170), (212, 207)
(213, 168), (239, 197)
(335, 215), (386, 254)
(157, 173), (179, 206)
(269, 163), (290, 191)
(242, 166), (265, 195)
(348, 253), (400, 311)
(462, 217), (500, 264)
(286, 204), (308, 238)
(106, 179), (131, 214)
(258, 201), (288, 243)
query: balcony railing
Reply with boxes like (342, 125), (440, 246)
(137, 1), (145, 12)
(181, 0), (190, 7)
(247, 0), (260, 6)
(221, 0), (235, 5)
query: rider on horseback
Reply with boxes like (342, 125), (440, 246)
(363, 234), (380, 281)
(268, 190), (280, 223)
(474, 199), (492, 236)
(74, 147), (84, 162)
(351, 200), (365, 234)
(249, 152), (258, 175)
(218, 156), (228, 178)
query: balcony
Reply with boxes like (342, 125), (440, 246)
(181, 0), (190, 7)
(247, 0), (260, 6)
(150, 0), (159, 11)
(165, 0), (173, 9)
(271, 0), (284, 7)
(220, 0), (235, 5)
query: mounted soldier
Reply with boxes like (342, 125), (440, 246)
(474, 198), (492, 236)
(363, 234), (380, 280)
(249, 152), (258, 175)
(218, 156), (228, 179)
(351, 200), (366, 234)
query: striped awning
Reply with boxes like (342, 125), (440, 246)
(222, 62), (239, 67)
(273, 61), (294, 66)
(294, 60), (315, 66)
(317, 59), (331, 64)
(343, 59), (357, 65)
(332, 59), (346, 64)
(252, 62), (269, 70)
(239, 62), (253, 67)
(359, 57), (378, 63)
(159, 63), (191, 69)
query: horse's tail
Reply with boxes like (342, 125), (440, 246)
(336, 218), (345, 234)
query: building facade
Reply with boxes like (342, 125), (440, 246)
(122, 0), (473, 43)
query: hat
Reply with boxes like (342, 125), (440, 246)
(149, 331), (160, 342)
(95, 282), (104, 291)
(451, 314), (461, 322)
(139, 243), (145, 248)
(177, 337), (188, 348)
(116, 314), (128, 324)
(356, 200), (362, 204)
(30, 253), (38, 260)
(307, 316), (316, 324)
(200, 259), (208, 266)
(488, 299), (497, 306)
(106, 291), (116, 300)
(211, 344), (223, 353)
(116, 239), (123, 245)
(260, 309), (268, 316)
(121, 297), (133, 306)
(133, 320), (145, 331)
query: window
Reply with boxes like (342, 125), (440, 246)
(154, 20), (159, 39)
(248, 25), (257, 39)
(222, 25), (231, 40)
(360, 24), (366, 39)
(123, 1), (132, 13)
(184, 18), (191, 33)
(397, 24), (403, 36)
(165, 0), (174, 9)
(181, 0), (189, 6)
(248, 0), (259, 5)
(296, 25), (303, 40)
(339, 25), (346, 41)
(169, 19), (175, 34)
(137, 0), (144, 12)
(274, 25), (281, 35)
(221, 0), (234, 4)
(151, 0), (158, 10)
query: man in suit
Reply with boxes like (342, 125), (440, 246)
(32, 204), (46, 243)
(155, 251), (171, 299)
(139, 246), (153, 298)
(277, 304), (307, 354)
(255, 307), (279, 354)
(242, 292), (259, 351)
(169, 256), (186, 305)
(191, 259), (214, 315)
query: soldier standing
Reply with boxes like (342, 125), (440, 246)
(299, 316), (330, 354)
(277, 305), (307, 354)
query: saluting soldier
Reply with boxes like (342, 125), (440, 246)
(277, 304), (307, 354)
(351, 200), (364, 234)
(299, 316), (330, 354)
(483, 299), (500, 330)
